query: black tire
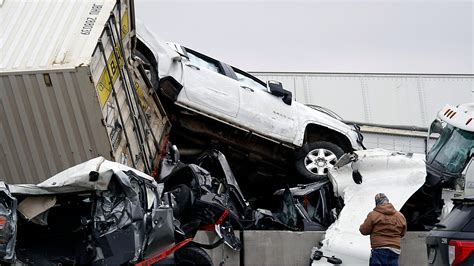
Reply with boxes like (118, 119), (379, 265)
(295, 141), (344, 182)
(168, 184), (193, 221)
(175, 246), (213, 266)
(134, 50), (159, 90)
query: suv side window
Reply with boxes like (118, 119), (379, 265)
(233, 68), (268, 92)
(186, 49), (223, 75)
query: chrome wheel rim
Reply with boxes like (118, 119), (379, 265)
(304, 148), (338, 175)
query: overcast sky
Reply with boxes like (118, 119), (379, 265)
(135, 0), (473, 74)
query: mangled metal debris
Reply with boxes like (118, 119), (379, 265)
(310, 149), (426, 265)
(0, 157), (211, 265)
(0, 147), (451, 264)
(160, 149), (340, 234)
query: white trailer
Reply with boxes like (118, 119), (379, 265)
(0, 0), (170, 184)
(253, 72), (474, 153)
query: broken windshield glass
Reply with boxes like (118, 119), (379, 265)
(428, 125), (474, 173)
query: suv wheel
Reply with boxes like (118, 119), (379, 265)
(175, 246), (212, 266)
(295, 141), (344, 181)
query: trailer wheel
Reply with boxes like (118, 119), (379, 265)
(175, 246), (213, 266)
(295, 141), (344, 182)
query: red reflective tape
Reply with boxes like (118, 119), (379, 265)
(199, 224), (215, 231)
(198, 209), (229, 231)
(159, 134), (170, 156)
(135, 238), (193, 266)
(152, 134), (170, 179)
(216, 209), (229, 225)
(0, 216), (6, 226)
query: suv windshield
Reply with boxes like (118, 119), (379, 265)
(427, 124), (474, 173)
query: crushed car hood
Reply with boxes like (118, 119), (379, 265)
(2, 157), (173, 264)
(9, 157), (157, 195)
(312, 149), (426, 265)
(135, 19), (183, 82)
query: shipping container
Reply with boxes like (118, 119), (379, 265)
(0, 0), (170, 184)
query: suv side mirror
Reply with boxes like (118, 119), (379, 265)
(268, 80), (292, 105)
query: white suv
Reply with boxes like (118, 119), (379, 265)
(136, 26), (364, 181)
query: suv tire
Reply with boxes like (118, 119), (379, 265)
(175, 246), (213, 266)
(295, 141), (344, 182)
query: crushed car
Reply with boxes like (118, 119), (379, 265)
(134, 21), (364, 183)
(159, 149), (342, 237)
(0, 157), (213, 265)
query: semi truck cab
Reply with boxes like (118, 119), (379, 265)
(426, 103), (474, 195)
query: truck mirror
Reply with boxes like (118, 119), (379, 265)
(429, 120), (444, 135)
(268, 80), (292, 105)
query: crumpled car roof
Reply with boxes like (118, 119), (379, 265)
(9, 157), (155, 195)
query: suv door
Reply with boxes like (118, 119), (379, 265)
(177, 48), (241, 119)
(233, 68), (297, 143)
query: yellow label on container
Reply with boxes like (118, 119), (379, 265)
(95, 9), (130, 108)
(121, 9), (129, 39)
(134, 80), (148, 111)
(96, 45), (123, 108)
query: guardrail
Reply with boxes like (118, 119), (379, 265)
(194, 231), (429, 265)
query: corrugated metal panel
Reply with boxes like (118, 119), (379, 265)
(252, 72), (474, 128)
(0, 0), (116, 72)
(0, 0), (170, 184)
(0, 69), (111, 184)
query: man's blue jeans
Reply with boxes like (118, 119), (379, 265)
(369, 248), (400, 266)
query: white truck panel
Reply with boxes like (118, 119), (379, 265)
(363, 131), (427, 154)
(0, 0), (116, 72)
(437, 103), (474, 132)
(253, 72), (474, 128)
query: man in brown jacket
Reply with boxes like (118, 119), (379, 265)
(359, 193), (407, 266)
